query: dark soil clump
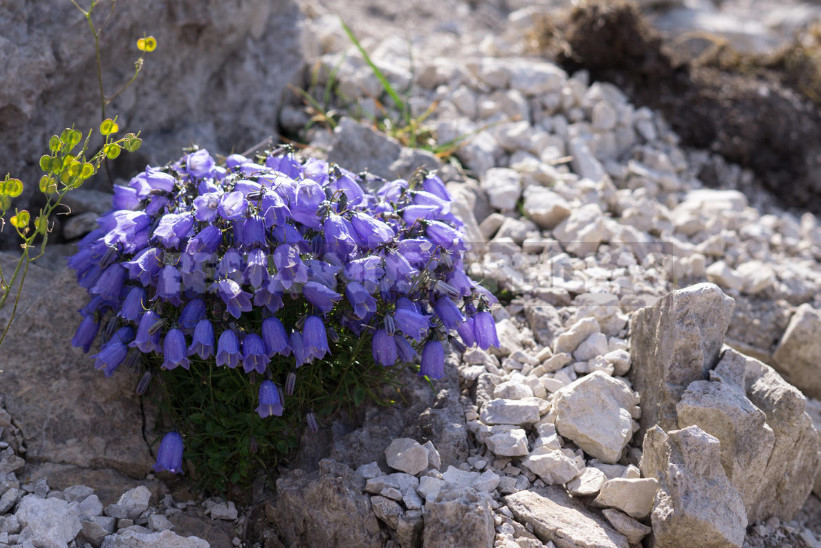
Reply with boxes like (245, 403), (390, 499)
(538, 0), (821, 215)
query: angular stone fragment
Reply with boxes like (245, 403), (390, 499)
(423, 485), (494, 548)
(553, 203), (607, 258)
(81, 516), (116, 547)
(640, 426), (746, 548)
(101, 528), (209, 548)
(486, 429), (529, 457)
(676, 378), (773, 521)
(567, 467), (606, 497)
(592, 478), (658, 519)
(629, 283), (735, 437)
(553, 372), (637, 463)
(601, 509), (651, 546)
(711, 348), (820, 522)
(385, 438), (429, 476)
(506, 487), (628, 548)
(370, 496), (402, 530)
(773, 304), (821, 399)
(480, 399), (540, 425)
(554, 317), (600, 355)
(522, 186), (571, 230)
(481, 168), (522, 211)
(15, 494), (82, 548)
(522, 448), (583, 485)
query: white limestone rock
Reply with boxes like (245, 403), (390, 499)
(385, 438), (429, 476)
(522, 448), (584, 485)
(592, 478), (659, 519)
(485, 428), (529, 457)
(553, 371), (638, 463)
(481, 168), (522, 212)
(480, 399), (541, 426)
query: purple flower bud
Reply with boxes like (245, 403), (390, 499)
(290, 181), (325, 229)
(162, 328), (190, 370)
(303, 281), (342, 314)
(218, 191), (248, 221)
(266, 152), (303, 178)
(178, 299), (206, 333)
(93, 327), (133, 377)
(157, 265), (182, 305)
(435, 280), (460, 300)
(186, 149), (215, 178)
(131, 310), (162, 353)
(152, 431), (184, 474)
(215, 279), (253, 319)
(278, 372), (294, 398)
(72, 315), (100, 353)
(256, 380), (284, 418)
(90, 263), (125, 302)
(345, 281), (377, 320)
(350, 212), (395, 249)
(473, 311), (500, 350)
(450, 336), (467, 354)
(306, 411), (319, 433)
(216, 329), (241, 368)
(242, 333), (269, 374)
(327, 327), (339, 343)
(372, 328), (397, 366)
(136, 370), (152, 395)
(433, 296), (465, 330)
(244, 249), (269, 289)
(344, 256), (384, 293)
(384, 315), (396, 336)
(131, 168), (176, 199)
(153, 213), (194, 249)
(187, 319), (215, 359)
(419, 340), (445, 379)
(303, 316), (329, 361)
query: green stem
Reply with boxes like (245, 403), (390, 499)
(0, 249), (30, 347)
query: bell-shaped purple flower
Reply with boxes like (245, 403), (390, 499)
(215, 279), (252, 319)
(291, 331), (309, 368)
(473, 311), (499, 350)
(244, 249), (269, 289)
(457, 316), (477, 348)
(396, 238), (434, 268)
(102, 211), (151, 253)
(152, 431), (184, 473)
(346, 281), (377, 320)
(433, 296), (465, 330)
(262, 317), (290, 357)
(266, 153), (303, 178)
(273, 244), (308, 289)
(303, 281), (342, 314)
(218, 191), (248, 221)
(218, 248), (244, 282)
(394, 307), (430, 342)
(323, 214), (357, 260)
(193, 192), (221, 222)
(371, 328), (397, 366)
(156, 265), (182, 305)
(236, 215), (266, 248)
(426, 221), (465, 252)
(178, 299), (206, 333)
(130, 168), (176, 199)
(112, 184), (140, 210)
(186, 225), (222, 256)
(153, 213), (194, 249)
(290, 181), (325, 229)
(285, 371), (297, 395)
(384, 250), (416, 293)
(186, 149), (215, 178)
(90, 263), (125, 302)
(72, 315), (100, 353)
(303, 316), (329, 361)
(216, 329), (241, 368)
(396, 335), (418, 363)
(422, 173), (452, 201)
(242, 333), (269, 374)
(162, 328), (190, 370)
(260, 190), (290, 228)
(256, 380), (284, 418)
(187, 319), (215, 359)
(131, 310), (162, 353)
(119, 286), (146, 322)
(307, 260), (341, 288)
(93, 327), (133, 377)
(402, 204), (440, 224)
(350, 212), (395, 249)
(254, 285), (283, 313)
(419, 340), (445, 379)
(126, 247), (162, 285)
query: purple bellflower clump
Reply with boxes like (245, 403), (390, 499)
(69, 147), (499, 476)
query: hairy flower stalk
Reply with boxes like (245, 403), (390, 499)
(69, 147), (498, 482)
